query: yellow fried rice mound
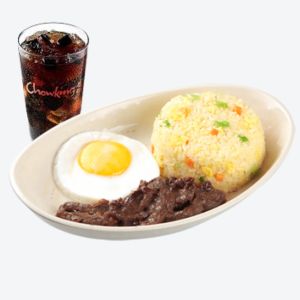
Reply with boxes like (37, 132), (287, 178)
(151, 91), (266, 193)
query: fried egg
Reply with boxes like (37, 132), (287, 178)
(53, 131), (160, 203)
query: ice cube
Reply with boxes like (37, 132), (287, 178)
(46, 108), (67, 124)
(43, 97), (63, 110)
(25, 38), (41, 52)
(46, 112), (61, 125)
(41, 33), (51, 44)
(57, 34), (72, 47)
(42, 57), (57, 67)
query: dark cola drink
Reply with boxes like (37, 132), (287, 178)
(18, 23), (88, 139)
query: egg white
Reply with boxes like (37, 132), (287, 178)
(53, 131), (160, 203)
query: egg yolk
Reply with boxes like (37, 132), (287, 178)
(78, 140), (132, 176)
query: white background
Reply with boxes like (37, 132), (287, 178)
(1, 0), (299, 299)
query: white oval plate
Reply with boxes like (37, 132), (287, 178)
(10, 85), (294, 239)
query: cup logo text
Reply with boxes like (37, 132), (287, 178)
(25, 81), (81, 98)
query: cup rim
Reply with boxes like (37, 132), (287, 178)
(18, 22), (89, 58)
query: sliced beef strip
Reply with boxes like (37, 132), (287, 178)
(56, 177), (227, 226)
